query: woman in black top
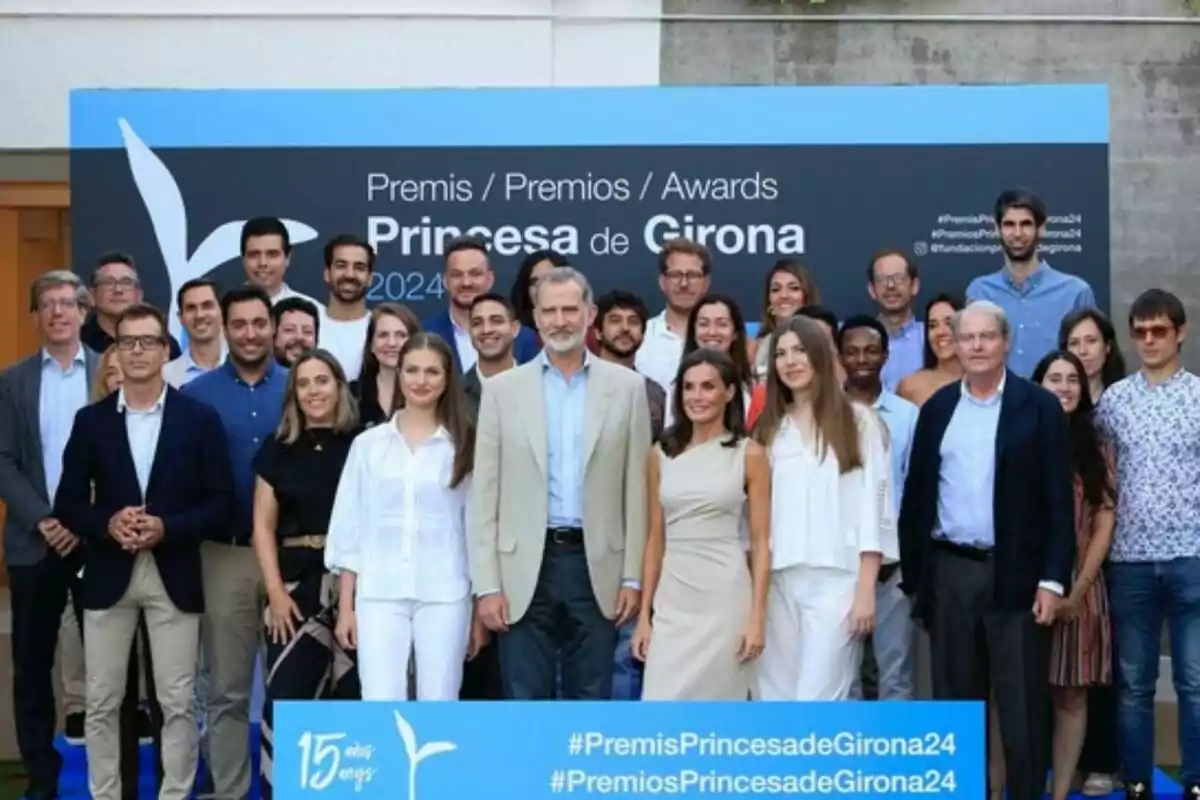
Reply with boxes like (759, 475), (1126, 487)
(349, 302), (420, 427)
(251, 348), (361, 800)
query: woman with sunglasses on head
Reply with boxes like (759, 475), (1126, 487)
(326, 333), (486, 701)
(349, 302), (420, 428)
(753, 315), (896, 701)
(253, 348), (362, 800)
(631, 348), (770, 699)
(1032, 350), (1115, 800)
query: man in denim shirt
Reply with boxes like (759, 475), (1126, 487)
(183, 286), (287, 800)
(966, 188), (1095, 377)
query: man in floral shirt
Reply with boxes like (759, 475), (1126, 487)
(1095, 288), (1200, 800)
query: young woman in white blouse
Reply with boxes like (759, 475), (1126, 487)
(751, 314), (898, 701)
(325, 332), (486, 700)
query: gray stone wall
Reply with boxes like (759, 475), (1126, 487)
(663, 0), (1200, 364)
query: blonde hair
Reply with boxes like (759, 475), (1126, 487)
(275, 348), (359, 444)
(91, 346), (121, 402)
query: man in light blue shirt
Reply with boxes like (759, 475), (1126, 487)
(470, 267), (651, 701)
(867, 249), (925, 392)
(839, 315), (918, 701)
(966, 188), (1095, 377)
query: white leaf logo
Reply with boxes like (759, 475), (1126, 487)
(393, 710), (456, 800)
(117, 118), (319, 342)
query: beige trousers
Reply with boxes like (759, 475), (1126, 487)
(61, 594), (151, 716)
(84, 553), (200, 800)
(200, 541), (264, 800)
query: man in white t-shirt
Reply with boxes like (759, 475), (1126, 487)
(317, 234), (373, 379)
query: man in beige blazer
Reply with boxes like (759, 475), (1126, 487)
(470, 266), (652, 699)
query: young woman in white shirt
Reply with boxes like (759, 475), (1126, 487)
(751, 314), (898, 701)
(325, 332), (486, 700)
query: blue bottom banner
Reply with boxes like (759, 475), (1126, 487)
(274, 700), (985, 798)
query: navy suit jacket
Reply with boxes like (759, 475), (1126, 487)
(422, 309), (540, 373)
(898, 371), (1076, 617)
(53, 387), (235, 613)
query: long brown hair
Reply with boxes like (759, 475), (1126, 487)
(397, 332), (475, 488)
(752, 315), (862, 473)
(276, 348), (360, 444)
(359, 302), (421, 390)
(683, 294), (754, 394)
(758, 259), (820, 339)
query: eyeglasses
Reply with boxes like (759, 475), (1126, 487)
(95, 278), (139, 291)
(38, 299), (79, 312)
(873, 274), (910, 288)
(664, 270), (706, 285)
(1132, 324), (1173, 341)
(116, 335), (164, 351)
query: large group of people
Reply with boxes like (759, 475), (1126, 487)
(0, 187), (1194, 800)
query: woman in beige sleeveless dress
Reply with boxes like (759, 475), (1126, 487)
(632, 348), (771, 700)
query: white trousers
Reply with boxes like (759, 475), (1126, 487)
(356, 597), (472, 701)
(758, 564), (862, 701)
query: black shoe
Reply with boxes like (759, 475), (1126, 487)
(1185, 781), (1200, 798)
(64, 711), (85, 745)
(136, 707), (155, 745)
(1123, 779), (1150, 799)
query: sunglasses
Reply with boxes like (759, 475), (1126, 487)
(1131, 323), (1173, 341)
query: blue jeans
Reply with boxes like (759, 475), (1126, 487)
(612, 621), (643, 700)
(1108, 558), (1200, 784)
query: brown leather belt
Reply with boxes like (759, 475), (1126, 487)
(281, 535), (327, 549)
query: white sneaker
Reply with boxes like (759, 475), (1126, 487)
(1081, 773), (1114, 796)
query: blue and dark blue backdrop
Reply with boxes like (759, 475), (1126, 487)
(69, 85), (1110, 324)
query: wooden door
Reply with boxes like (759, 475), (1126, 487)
(0, 182), (71, 585)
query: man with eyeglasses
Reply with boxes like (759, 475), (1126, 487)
(55, 303), (233, 800)
(1095, 289), (1200, 800)
(83, 252), (182, 359)
(634, 238), (712, 393)
(867, 249), (924, 392)
(0, 270), (99, 800)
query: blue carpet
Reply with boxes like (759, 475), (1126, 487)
(54, 724), (261, 799)
(52, 727), (1182, 799)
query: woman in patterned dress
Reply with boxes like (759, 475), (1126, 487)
(1033, 350), (1116, 800)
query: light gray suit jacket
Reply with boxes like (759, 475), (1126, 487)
(0, 347), (99, 567)
(468, 356), (652, 624)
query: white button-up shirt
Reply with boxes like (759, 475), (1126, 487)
(325, 421), (471, 603)
(117, 385), (167, 498)
(634, 311), (685, 392)
(767, 404), (897, 574)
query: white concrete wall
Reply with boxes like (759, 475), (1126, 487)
(0, 0), (663, 149)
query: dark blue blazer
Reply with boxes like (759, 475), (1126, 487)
(422, 309), (540, 373)
(898, 371), (1076, 617)
(53, 387), (235, 613)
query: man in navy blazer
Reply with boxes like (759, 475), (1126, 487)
(54, 303), (234, 800)
(898, 300), (1074, 800)
(423, 235), (539, 372)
